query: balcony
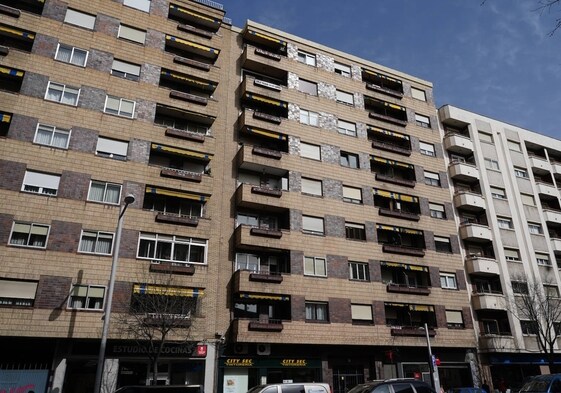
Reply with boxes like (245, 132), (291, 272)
(378, 208), (420, 221)
(465, 256), (500, 276)
(155, 212), (199, 226)
(479, 335), (516, 352)
(243, 28), (287, 54)
(236, 144), (287, 175)
(453, 191), (485, 211)
(248, 319), (284, 332)
(239, 109), (283, 134)
(149, 261), (195, 275)
(236, 183), (290, 212)
(471, 293), (505, 311)
(459, 223), (492, 242)
(387, 283), (430, 295)
(161, 168), (203, 182)
(382, 245), (425, 257)
(536, 182), (557, 198)
(375, 174), (415, 188)
(552, 161), (561, 176)
(241, 45), (288, 81)
(165, 34), (220, 64)
(235, 225), (292, 250)
(362, 69), (404, 99)
(550, 237), (561, 253)
(169, 90), (208, 105)
(232, 270), (286, 296)
(449, 162), (479, 182)
(0, 4), (20, 18)
(390, 326), (435, 337)
(443, 132), (474, 155)
(544, 209), (561, 225)
(529, 154), (551, 175)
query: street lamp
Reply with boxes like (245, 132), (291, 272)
(94, 194), (135, 393)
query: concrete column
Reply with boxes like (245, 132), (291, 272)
(205, 343), (217, 393)
(51, 358), (66, 393)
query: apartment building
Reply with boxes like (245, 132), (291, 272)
(0, 1), (477, 392)
(439, 105), (561, 387)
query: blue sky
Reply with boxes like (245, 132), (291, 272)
(223, 1), (561, 139)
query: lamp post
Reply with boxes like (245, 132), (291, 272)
(424, 323), (441, 393)
(94, 194), (135, 393)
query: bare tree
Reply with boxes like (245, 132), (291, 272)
(505, 277), (561, 372)
(117, 273), (200, 385)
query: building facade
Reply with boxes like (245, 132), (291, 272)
(0, 1), (486, 393)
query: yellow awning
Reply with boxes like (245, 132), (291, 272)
(239, 293), (290, 301)
(362, 69), (402, 85)
(409, 305), (434, 312)
(385, 102), (405, 111)
(1, 113), (11, 123)
(371, 156), (413, 169)
(145, 186), (207, 202)
(380, 261), (428, 272)
(373, 189), (418, 203)
(248, 30), (286, 47)
(133, 284), (203, 297)
(151, 143), (211, 160)
(368, 126), (409, 140)
(161, 70), (216, 91)
(402, 228), (423, 235)
(0, 25), (35, 40)
(169, 4), (221, 24)
(245, 126), (287, 141)
(156, 104), (215, 122)
(376, 224), (423, 236)
(0, 66), (24, 77)
(243, 92), (287, 109)
(165, 35), (220, 56)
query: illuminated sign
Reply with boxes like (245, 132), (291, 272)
(280, 359), (307, 367)
(225, 358), (254, 367)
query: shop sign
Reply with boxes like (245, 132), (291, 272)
(280, 359), (307, 367)
(222, 358), (320, 368)
(108, 342), (195, 358)
(0, 370), (48, 393)
(224, 358), (254, 367)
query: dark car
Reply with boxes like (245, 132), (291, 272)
(448, 388), (485, 393)
(114, 385), (204, 393)
(518, 374), (561, 393)
(347, 378), (436, 393)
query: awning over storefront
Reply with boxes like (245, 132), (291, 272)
(133, 284), (203, 297)
(373, 189), (418, 203)
(0, 66), (24, 77)
(165, 35), (220, 58)
(371, 156), (414, 169)
(243, 92), (288, 109)
(0, 24), (35, 40)
(380, 261), (428, 272)
(368, 125), (409, 140)
(244, 126), (287, 141)
(376, 224), (423, 236)
(151, 143), (211, 160)
(238, 293), (290, 301)
(145, 186), (207, 202)
(161, 70), (217, 91)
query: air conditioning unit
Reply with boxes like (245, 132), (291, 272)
(257, 343), (271, 356)
(233, 343), (248, 355)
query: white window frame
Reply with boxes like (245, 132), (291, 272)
(411, 87), (426, 101)
(337, 119), (356, 136)
(300, 109), (319, 127)
(137, 232), (208, 265)
(536, 253), (551, 266)
(415, 113), (430, 128)
(302, 215), (324, 235)
(54, 43), (89, 67)
(21, 170), (60, 196)
(514, 167), (529, 178)
(504, 248), (520, 261)
(297, 79), (318, 96)
(64, 8), (96, 30)
(68, 284), (106, 310)
(349, 261), (369, 281)
(305, 301), (328, 321)
(334, 62), (351, 77)
(490, 187), (506, 200)
(96, 136), (129, 160)
(118, 24), (146, 44)
(78, 230), (114, 255)
(123, 0), (151, 12)
(508, 140), (521, 152)
(104, 95), (136, 118)
(0, 279), (38, 307)
(484, 158), (500, 171)
(429, 203), (445, 219)
(345, 222), (366, 240)
(479, 132), (494, 144)
(33, 123), (71, 149)
(297, 51), (316, 66)
(419, 141), (435, 157)
(440, 273), (457, 289)
(235, 252), (260, 272)
(435, 236), (452, 253)
(45, 81), (80, 106)
(445, 310), (464, 328)
(336, 90), (354, 106)
(528, 223), (543, 235)
(87, 180), (122, 205)
(111, 59), (141, 81)
(304, 256), (327, 277)
(343, 186), (362, 204)
(300, 142), (321, 161)
(497, 217), (513, 229)
(9, 222), (50, 249)
(521, 194), (535, 206)
(301, 177), (322, 197)
(424, 171), (440, 187)
(340, 151), (359, 168)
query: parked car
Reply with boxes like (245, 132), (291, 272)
(246, 382), (331, 393)
(518, 374), (561, 393)
(347, 378), (436, 393)
(448, 388), (485, 393)
(114, 385), (204, 393)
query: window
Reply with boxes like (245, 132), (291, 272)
(55, 43), (88, 67)
(340, 151), (359, 168)
(508, 140), (521, 152)
(440, 273), (457, 289)
(544, 284), (559, 297)
(9, 222), (49, 248)
(479, 132), (494, 144)
(435, 236), (452, 253)
(346, 222), (366, 241)
(0, 279), (37, 307)
(111, 59), (141, 81)
(512, 281), (528, 294)
(302, 215), (324, 235)
(45, 82), (80, 106)
(520, 194), (535, 206)
(300, 142), (321, 160)
(484, 158), (500, 171)
(22, 170), (60, 196)
(96, 136), (128, 160)
(490, 187), (506, 200)
(88, 181), (121, 204)
(504, 248), (520, 261)
(536, 253), (551, 266)
(300, 109), (319, 126)
(79, 231), (114, 255)
(297, 51), (316, 66)
(424, 171), (440, 187)
(301, 178), (322, 196)
(521, 320), (538, 335)
(104, 95), (135, 118)
(235, 253), (259, 272)
(482, 319), (499, 335)
(351, 304), (373, 323)
(445, 310), (464, 328)
(64, 8), (96, 30)
(334, 62), (351, 77)
(123, 0), (151, 12)
(415, 113), (430, 128)
(528, 223), (543, 235)
(33, 124), (70, 149)
(349, 261), (370, 281)
(68, 284), (105, 310)
(337, 119), (356, 136)
(429, 203), (446, 219)
(514, 167), (529, 178)
(137, 233), (207, 264)
(298, 79), (317, 96)
(497, 217), (513, 229)
(336, 90), (354, 106)
(118, 24), (146, 44)
(305, 301), (328, 321)
(343, 186), (362, 204)
(411, 87), (426, 101)
(419, 141), (435, 157)
(303, 256), (327, 277)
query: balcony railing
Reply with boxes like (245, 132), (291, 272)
(155, 212), (199, 226)
(174, 55), (212, 71)
(0, 4), (20, 17)
(252, 146), (282, 159)
(382, 244), (425, 257)
(160, 167), (203, 182)
(390, 326), (435, 337)
(177, 23), (214, 39)
(253, 111), (282, 124)
(250, 227), (283, 238)
(251, 186), (282, 197)
(149, 261), (195, 275)
(248, 318), (283, 332)
(254, 47), (282, 61)
(378, 208), (420, 221)
(375, 174), (415, 188)
(169, 90), (208, 105)
(165, 127), (206, 142)
(387, 283), (430, 295)
(372, 140), (411, 156)
(193, 0), (224, 10)
(249, 271), (283, 283)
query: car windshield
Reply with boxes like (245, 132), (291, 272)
(519, 380), (550, 392)
(347, 384), (376, 393)
(247, 386), (267, 393)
